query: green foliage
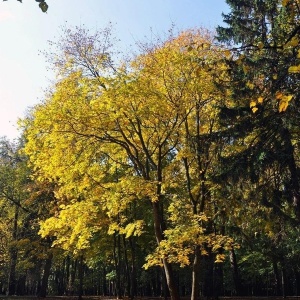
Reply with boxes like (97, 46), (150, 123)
(3, 16), (300, 296)
(3, 0), (48, 12)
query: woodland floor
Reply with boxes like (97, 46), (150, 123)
(0, 297), (300, 300)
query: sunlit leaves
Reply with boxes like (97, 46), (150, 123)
(288, 65), (300, 73)
(278, 94), (293, 112)
(22, 27), (234, 273)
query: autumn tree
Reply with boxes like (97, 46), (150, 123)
(21, 26), (235, 300)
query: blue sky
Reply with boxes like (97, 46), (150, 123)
(0, 0), (229, 140)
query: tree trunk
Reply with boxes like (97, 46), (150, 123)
(191, 246), (201, 300)
(113, 232), (122, 298)
(152, 201), (180, 300)
(78, 255), (84, 300)
(69, 258), (78, 295)
(281, 267), (286, 298)
(294, 268), (300, 296)
(214, 254), (224, 298)
(282, 128), (300, 221)
(203, 250), (214, 298)
(122, 235), (131, 297)
(129, 237), (137, 299)
(7, 205), (19, 296)
(38, 251), (53, 297)
(273, 259), (281, 296)
(230, 248), (242, 295)
(102, 265), (108, 296)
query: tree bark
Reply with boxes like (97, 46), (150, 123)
(152, 201), (180, 300)
(191, 245), (201, 300)
(38, 251), (53, 297)
(282, 128), (300, 222)
(129, 237), (137, 299)
(7, 205), (19, 296)
(230, 248), (242, 295)
(78, 255), (84, 300)
(273, 259), (281, 296)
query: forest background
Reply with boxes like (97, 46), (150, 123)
(0, 0), (300, 300)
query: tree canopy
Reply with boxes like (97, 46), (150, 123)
(0, 2), (300, 298)
(3, 0), (48, 12)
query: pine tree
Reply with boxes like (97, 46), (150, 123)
(217, 0), (300, 223)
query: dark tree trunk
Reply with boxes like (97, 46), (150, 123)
(214, 255), (224, 298)
(273, 259), (281, 296)
(122, 235), (131, 297)
(230, 248), (242, 295)
(282, 128), (300, 221)
(191, 246), (201, 300)
(281, 267), (286, 298)
(102, 265), (108, 296)
(69, 258), (78, 295)
(78, 255), (84, 300)
(16, 275), (26, 295)
(129, 237), (137, 299)
(294, 268), (300, 296)
(152, 201), (180, 300)
(38, 252), (53, 297)
(7, 206), (19, 296)
(203, 251), (214, 298)
(113, 232), (122, 298)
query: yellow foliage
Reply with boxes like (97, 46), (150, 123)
(257, 96), (264, 104)
(246, 81), (255, 90)
(282, 0), (289, 6)
(224, 49), (232, 58)
(278, 95), (293, 112)
(215, 254), (226, 263)
(288, 65), (300, 73)
(276, 91), (283, 100)
(257, 42), (264, 49)
(286, 36), (299, 47)
(22, 28), (230, 262)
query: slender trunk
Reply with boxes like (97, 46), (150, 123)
(214, 252), (224, 298)
(294, 268), (300, 296)
(203, 250), (214, 298)
(282, 128), (300, 221)
(70, 258), (78, 295)
(78, 255), (84, 300)
(38, 251), (53, 297)
(273, 259), (281, 296)
(113, 232), (122, 298)
(122, 235), (131, 297)
(129, 237), (137, 299)
(191, 246), (201, 300)
(16, 274), (26, 295)
(161, 267), (169, 299)
(230, 248), (242, 295)
(7, 205), (19, 296)
(152, 201), (180, 300)
(281, 263), (288, 298)
(102, 265), (108, 296)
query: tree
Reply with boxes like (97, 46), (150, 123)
(22, 26), (234, 300)
(3, 0), (48, 12)
(215, 0), (300, 295)
(217, 0), (300, 222)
